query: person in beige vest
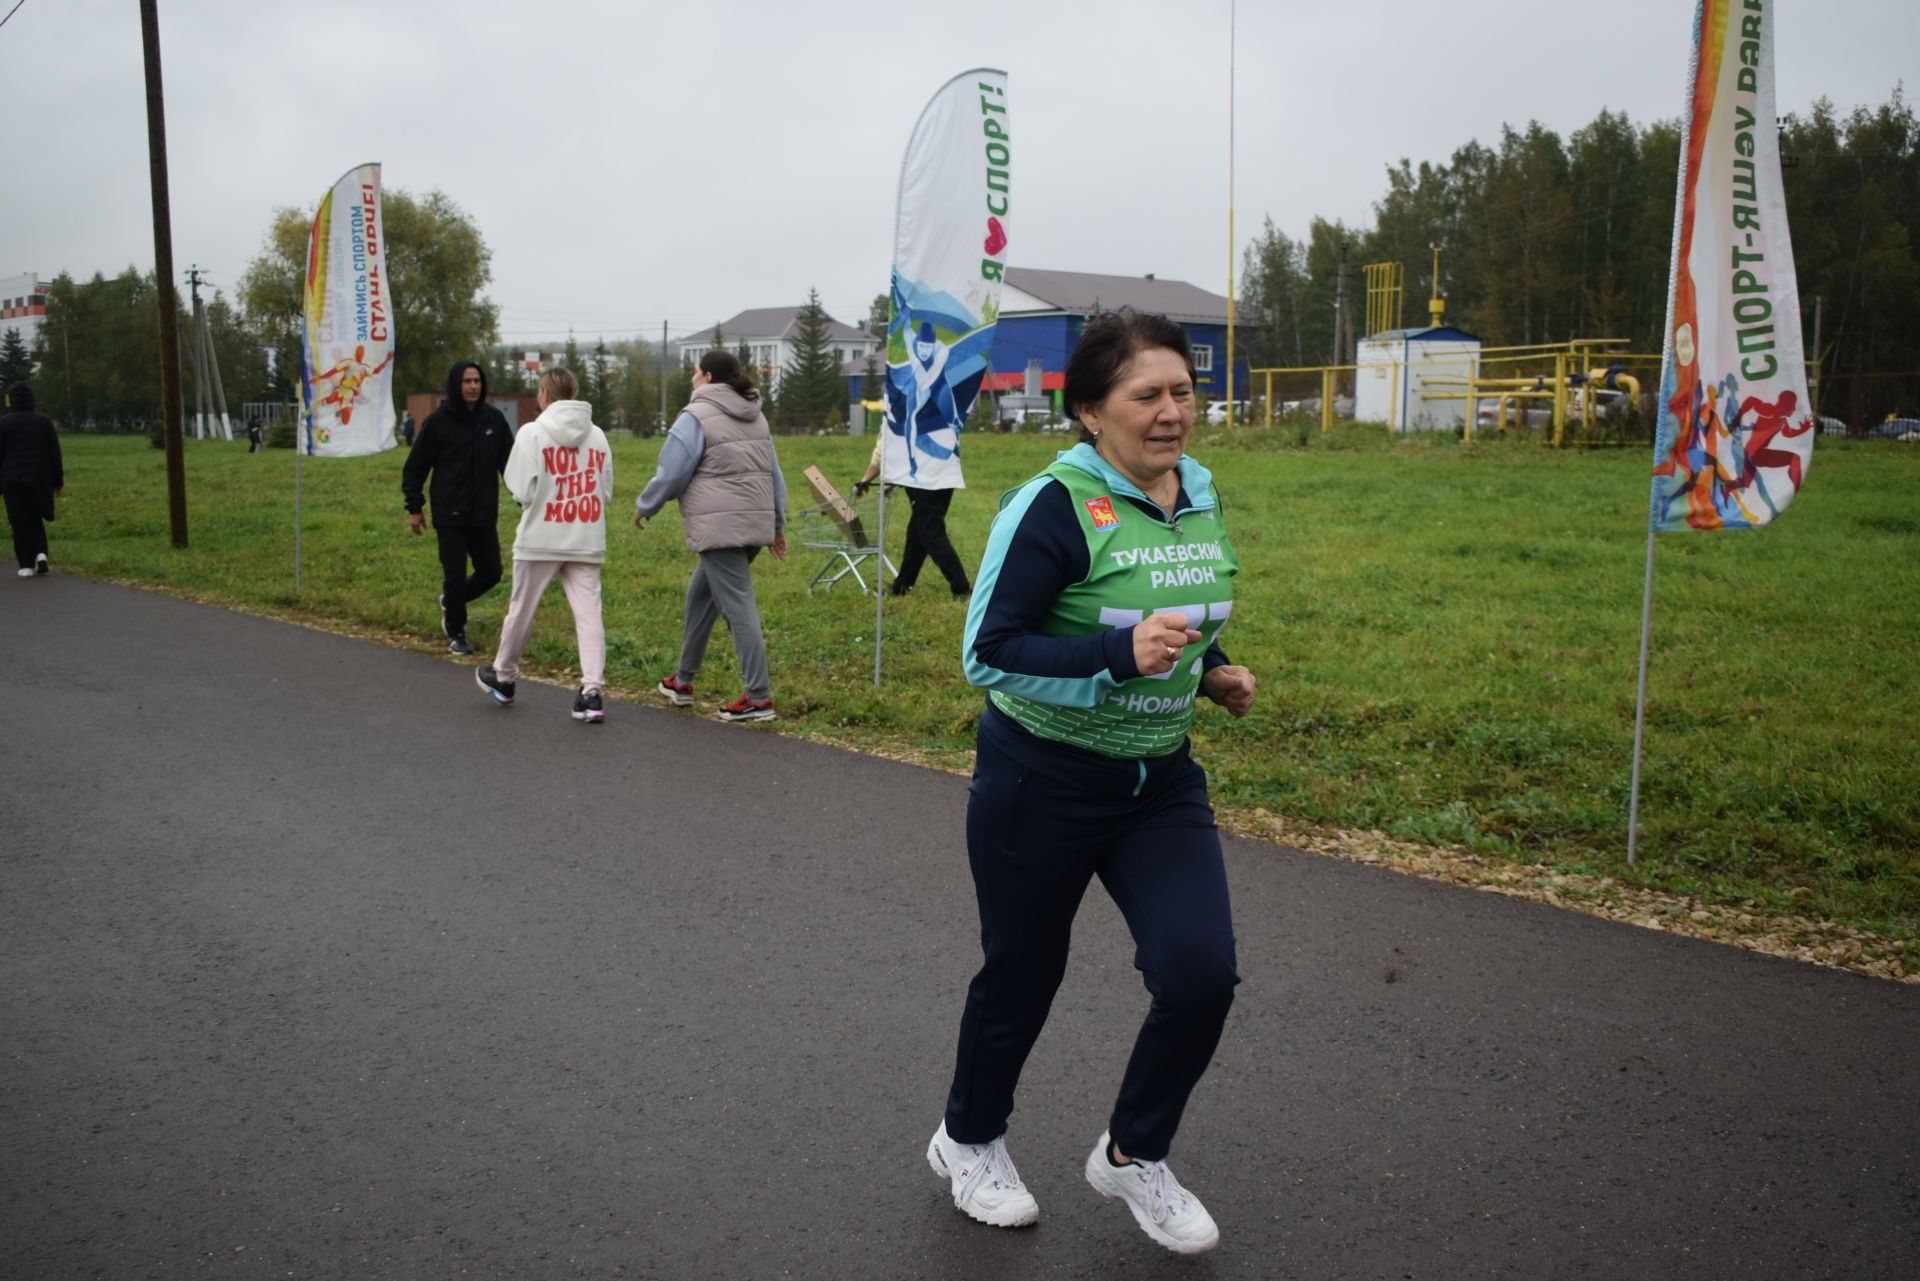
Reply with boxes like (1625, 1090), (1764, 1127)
(634, 350), (788, 722)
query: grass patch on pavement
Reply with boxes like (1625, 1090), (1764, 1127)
(27, 429), (1920, 947)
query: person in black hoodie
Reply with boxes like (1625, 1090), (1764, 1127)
(0, 381), (63, 578)
(402, 361), (514, 653)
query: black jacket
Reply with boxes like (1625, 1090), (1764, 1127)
(401, 362), (513, 527)
(0, 382), (63, 520)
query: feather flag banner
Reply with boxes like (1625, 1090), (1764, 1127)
(882, 69), (1010, 491)
(300, 162), (396, 457)
(1650, 0), (1811, 531)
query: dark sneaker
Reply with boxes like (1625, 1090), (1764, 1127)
(656, 673), (694, 707)
(34, 553), (49, 576)
(448, 632), (475, 656)
(572, 688), (605, 724)
(716, 693), (775, 723)
(476, 665), (515, 706)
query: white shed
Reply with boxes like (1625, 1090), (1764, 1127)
(1354, 325), (1482, 431)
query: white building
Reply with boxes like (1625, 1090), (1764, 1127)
(678, 306), (880, 393)
(1354, 325), (1483, 430)
(1, 272), (52, 352)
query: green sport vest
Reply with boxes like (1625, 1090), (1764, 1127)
(990, 460), (1239, 759)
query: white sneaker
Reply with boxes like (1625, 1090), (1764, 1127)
(1084, 1130), (1219, 1254)
(34, 553), (48, 575)
(926, 1121), (1039, 1227)
(16, 567), (32, 577)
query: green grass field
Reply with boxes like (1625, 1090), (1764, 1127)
(23, 427), (1920, 942)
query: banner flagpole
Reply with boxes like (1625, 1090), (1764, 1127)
(294, 432), (304, 590)
(1625, 527), (1656, 863)
(297, 161), (398, 589)
(873, 482), (887, 690)
(878, 68), (1012, 686)
(1628, 0), (1814, 865)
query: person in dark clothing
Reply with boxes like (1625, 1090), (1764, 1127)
(853, 436), (971, 597)
(0, 381), (63, 577)
(402, 362), (514, 654)
(401, 411), (415, 447)
(246, 419), (264, 453)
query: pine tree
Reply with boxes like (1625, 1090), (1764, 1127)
(589, 339), (612, 413)
(1, 325), (36, 389)
(668, 352), (695, 418)
(779, 288), (845, 428)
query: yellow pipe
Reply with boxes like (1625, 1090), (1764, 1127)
(1321, 367), (1334, 433)
(1388, 358), (1400, 432)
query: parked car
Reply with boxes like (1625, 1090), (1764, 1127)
(1293, 396), (1355, 420)
(1203, 400), (1251, 425)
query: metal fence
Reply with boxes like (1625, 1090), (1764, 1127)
(1817, 371), (1920, 438)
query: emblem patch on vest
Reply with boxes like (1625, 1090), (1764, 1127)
(1083, 496), (1120, 529)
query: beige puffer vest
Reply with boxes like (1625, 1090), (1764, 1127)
(678, 384), (777, 552)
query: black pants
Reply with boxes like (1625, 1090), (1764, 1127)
(945, 714), (1239, 1161)
(894, 486), (970, 594)
(4, 488), (49, 569)
(435, 523), (503, 636)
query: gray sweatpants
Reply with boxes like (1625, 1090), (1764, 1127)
(677, 546), (770, 700)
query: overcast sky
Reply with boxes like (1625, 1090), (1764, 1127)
(3, 0), (1909, 347)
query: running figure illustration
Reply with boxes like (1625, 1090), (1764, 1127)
(891, 322), (958, 479)
(309, 343), (395, 427)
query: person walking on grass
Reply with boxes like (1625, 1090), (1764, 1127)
(852, 431), (971, 598)
(403, 361), (514, 655)
(475, 367), (612, 723)
(0, 381), (63, 578)
(635, 349), (787, 723)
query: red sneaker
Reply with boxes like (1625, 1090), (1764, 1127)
(715, 693), (775, 723)
(656, 673), (694, 707)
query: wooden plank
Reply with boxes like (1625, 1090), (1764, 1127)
(803, 465), (871, 547)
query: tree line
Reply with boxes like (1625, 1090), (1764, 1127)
(24, 190), (864, 435)
(1238, 91), (1919, 391)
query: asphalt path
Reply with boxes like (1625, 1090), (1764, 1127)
(2, 576), (1916, 1280)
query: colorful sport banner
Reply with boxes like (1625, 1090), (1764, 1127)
(301, 162), (396, 456)
(1651, 0), (1811, 530)
(882, 69), (1010, 490)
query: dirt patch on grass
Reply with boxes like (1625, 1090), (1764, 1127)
(785, 729), (1916, 986)
(1219, 807), (1917, 986)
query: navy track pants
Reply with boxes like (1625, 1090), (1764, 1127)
(944, 720), (1239, 1161)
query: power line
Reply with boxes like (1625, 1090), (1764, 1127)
(0, 1), (27, 32)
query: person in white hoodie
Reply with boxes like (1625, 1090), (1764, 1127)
(475, 367), (614, 723)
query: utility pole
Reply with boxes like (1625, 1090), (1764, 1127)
(1809, 294), (1824, 418)
(1332, 241), (1350, 368)
(141, 0), (188, 548)
(188, 265), (209, 438)
(1224, 0), (1236, 426)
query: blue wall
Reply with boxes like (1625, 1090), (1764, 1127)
(989, 314), (1079, 380)
(1182, 322), (1254, 396)
(989, 314), (1251, 398)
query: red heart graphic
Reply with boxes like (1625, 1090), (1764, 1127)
(984, 216), (1008, 257)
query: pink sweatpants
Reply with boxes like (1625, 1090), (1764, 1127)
(491, 560), (605, 693)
